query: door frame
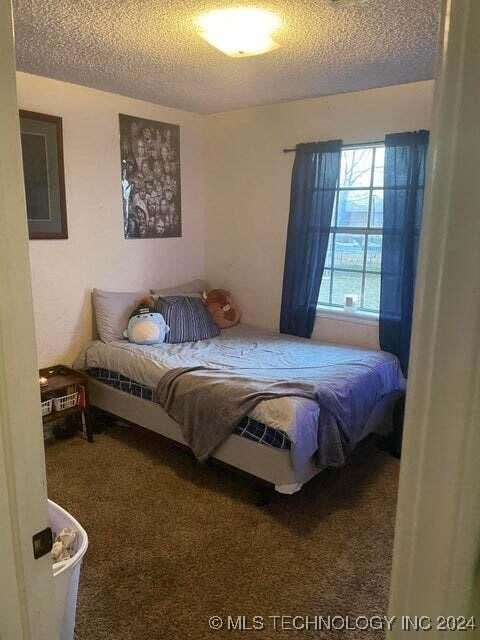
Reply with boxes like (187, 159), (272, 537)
(0, 1), (57, 638)
(388, 0), (480, 635)
(1, 0), (480, 637)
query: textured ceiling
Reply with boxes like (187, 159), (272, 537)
(13, 0), (441, 114)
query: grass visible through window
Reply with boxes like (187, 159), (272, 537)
(318, 144), (384, 313)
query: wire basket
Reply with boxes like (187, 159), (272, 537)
(53, 391), (79, 412)
(41, 398), (53, 417)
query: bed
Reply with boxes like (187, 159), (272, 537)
(75, 323), (404, 494)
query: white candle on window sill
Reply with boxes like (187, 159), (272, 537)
(344, 295), (358, 312)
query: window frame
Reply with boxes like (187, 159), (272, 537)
(318, 141), (385, 315)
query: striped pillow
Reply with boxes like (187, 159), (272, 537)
(154, 296), (220, 343)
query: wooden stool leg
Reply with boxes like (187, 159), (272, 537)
(83, 408), (94, 443)
(82, 383), (94, 442)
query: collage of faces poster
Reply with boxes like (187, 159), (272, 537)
(119, 113), (181, 238)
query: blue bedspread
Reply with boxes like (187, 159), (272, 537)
(154, 327), (405, 466)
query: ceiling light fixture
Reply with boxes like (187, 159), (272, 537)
(197, 8), (281, 58)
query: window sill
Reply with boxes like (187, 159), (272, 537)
(316, 306), (379, 326)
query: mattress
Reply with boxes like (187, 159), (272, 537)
(75, 325), (322, 442)
(89, 367), (291, 450)
(75, 324), (404, 469)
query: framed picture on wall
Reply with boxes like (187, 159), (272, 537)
(19, 110), (68, 239)
(119, 113), (182, 239)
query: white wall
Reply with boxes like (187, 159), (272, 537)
(205, 81), (435, 347)
(18, 76), (434, 367)
(17, 73), (207, 368)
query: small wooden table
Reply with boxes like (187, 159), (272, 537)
(40, 365), (93, 442)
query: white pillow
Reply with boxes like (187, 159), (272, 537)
(92, 289), (147, 343)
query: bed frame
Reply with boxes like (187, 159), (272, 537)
(88, 377), (404, 494)
(88, 377), (323, 493)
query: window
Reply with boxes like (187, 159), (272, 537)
(319, 143), (384, 314)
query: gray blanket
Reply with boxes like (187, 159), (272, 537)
(154, 331), (404, 466)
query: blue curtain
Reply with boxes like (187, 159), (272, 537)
(380, 130), (429, 375)
(280, 141), (342, 338)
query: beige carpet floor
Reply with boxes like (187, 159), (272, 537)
(45, 424), (399, 640)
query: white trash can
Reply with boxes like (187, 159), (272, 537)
(48, 499), (89, 640)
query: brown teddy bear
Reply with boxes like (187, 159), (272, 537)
(203, 289), (241, 328)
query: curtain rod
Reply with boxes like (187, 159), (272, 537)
(283, 139), (384, 153)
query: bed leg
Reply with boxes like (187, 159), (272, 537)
(378, 395), (405, 459)
(274, 482), (303, 495)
